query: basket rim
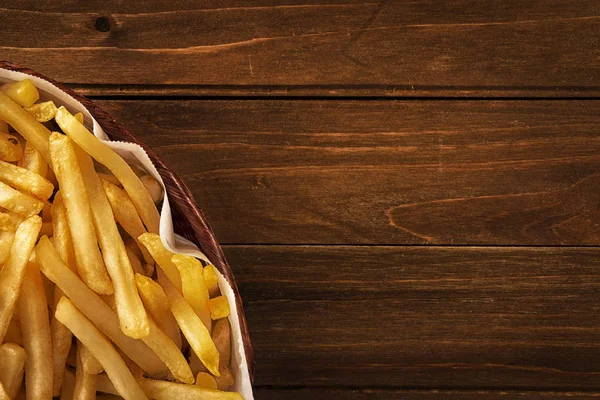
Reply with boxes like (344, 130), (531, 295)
(0, 60), (255, 382)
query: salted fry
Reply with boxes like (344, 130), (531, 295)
(195, 372), (218, 390)
(158, 268), (220, 376)
(50, 192), (77, 271)
(0, 215), (42, 342)
(173, 254), (211, 330)
(139, 378), (243, 400)
(49, 132), (113, 295)
(135, 274), (182, 349)
(1, 79), (39, 107)
(0, 209), (22, 231)
(55, 106), (159, 232)
(212, 319), (231, 371)
(0, 181), (44, 217)
(76, 146), (148, 338)
(140, 175), (163, 204)
(19, 142), (48, 177)
(24, 100), (58, 122)
(204, 264), (220, 297)
(19, 262), (53, 400)
(0, 132), (23, 162)
(0, 159), (53, 200)
(0, 230), (15, 265)
(139, 233), (182, 291)
(35, 236), (166, 376)
(74, 341), (98, 400)
(0, 343), (26, 399)
(54, 297), (148, 400)
(0, 92), (51, 163)
(81, 343), (103, 375)
(208, 296), (231, 320)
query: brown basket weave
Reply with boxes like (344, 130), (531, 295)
(0, 61), (254, 381)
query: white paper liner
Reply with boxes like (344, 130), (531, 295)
(0, 69), (254, 400)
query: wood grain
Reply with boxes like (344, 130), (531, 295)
(1, 0), (598, 96)
(224, 245), (600, 389)
(95, 99), (600, 245)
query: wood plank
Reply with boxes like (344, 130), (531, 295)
(2, 1), (599, 95)
(224, 245), (600, 389)
(95, 99), (600, 245)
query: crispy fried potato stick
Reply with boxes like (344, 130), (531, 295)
(0, 229), (14, 265)
(158, 269), (220, 376)
(208, 296), (231, 321)
(135, 274), (182, 349)
(0, 181), (44, 217)
(139, 233), (182, 291)
(76, 146), (148, 338)
(139, 378), (243, 400)
(55, 297), (148, 400)
(0, 132), (23, 162)
(103, 179), (154, 265)
(50, 192), (77, 271)
(140, 175), (162, 204)
(0, 215), (42, 342)
(195, 372), (218, 390)
(0, 343), (27, 399)
(0, 92), (51, 163)
(36, 236), (166, 376)
(204, 265), (220, 298)
(212, 319), (231, 371)
(19, 142), (48, 177)
(80, 343), (104, 375)
(74, 341), (98, 400)
(49, 132), (113, 295)
(0, 159), (53, 200)
(74, 112), (84, 124)
(55, 107), (159, 233)
(1, 79), (39, 107)
(214, 367), (235, 391)
(0, 209), (22, 231)
(172, 254), (211, 330)
(24, 101), (58, 122)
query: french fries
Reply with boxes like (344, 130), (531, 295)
(139, 233), (182, 291)
(81, 343), (104, 375)
(24, 100), (58, 122)
(55, 297), (148, 400)
(0, 230), (15, 265)
(140, 174), (163, 204)
(0, 215), (42, 342)
(0, 343), (27, 399)
(19, 143), (48, 177)
(0, 382), (9, 400)
(5, 316), (22, 345)
(213, 318), (232, 371)
(195, 372), (218, 390)
(173, 254), (211, 330)
(0, 132), (23, 162)
(60, 369), (75, 400)
(204, 264), (221, 297)
(209, 296), (231, 320)
(0, 159), (53, 200)
(49, 132), (113, 295)
(18, 262), (53, 400)
(0, 181), (44, 217)
(74, 341), (98, 400)
(0, 209), (22, 231)
(139, 378), (243, 400)
(1, 79), (39, 107)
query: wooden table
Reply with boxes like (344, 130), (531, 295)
(3, 1), (599, 398)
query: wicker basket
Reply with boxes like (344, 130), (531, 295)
(0, 60), (254, 382)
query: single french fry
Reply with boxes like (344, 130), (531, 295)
(158, 268), (220, 376)
(50, 192), (77, 271)
(135, 274), (182, 348)
(0, 343), (27, 399)
(35, 236), (167, 376)
(0, 209), (22, 231)
(139, 378), (243, 400)
(126, 245), (146, 276)
(24, 101), (58, 122)
(81, 343), (104, 375)
(54, 297), (148, 400)
(0, 229), (15, 265)
(195, 372), (218, 390)
(0, 159), (53, 200)
(50, 297), (72, 396)
(49, 132), (113, 295)
(172, 254), (211, 330)
(204, 265), (220, 298)
(74, 341), (98, 400)
(5, 316), (22, 345)
(139, 233), (182, 291)
(19, 142), (48, 178)
(0, 133), (23, 162)
(208, 296), (231, 321)
(77, 145), (148, 338)
(140, 175), (163, 204)
(214, 367), (235, 391)
(60, 369), (75, 400)
(74, 112), (84, 124)
(55, 107), (159, 232)
(0, 181), (44, 217)
(212, 319), (231, 371)
(0, 215), (42, 342)
(19, 262), (53, 400)
(103, 179), (154, 265)
(1, 79), (39, 107)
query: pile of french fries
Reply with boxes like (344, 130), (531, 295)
(0, 79), (242, 400)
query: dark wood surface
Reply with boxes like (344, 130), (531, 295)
(3, 1), (599, 398)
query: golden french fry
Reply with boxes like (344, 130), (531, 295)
(0, 181), (44, 217)
(126, 245), (146, 276)
(103, 179), (154, 265)
(19, 262), (53, 400)
(0, 159), (53, 200)
(135, 274), (182, 349)
(74, 341), (98, 400)
(139, 233), (182, 291)
(19, 142), (48, 177)
(5, 316), (22, 345)
(60, 368), (75, 400)
(0, 343), (27, 399)
(204, 265), (220, 297)
(0, 92), (51, 164)
(208, 296), (231, 321)
(0, 209), (22, 231)
(24, 101), (58, 122)
(158, 268), (220, 376)
(1, 79), (39, 107)
(54, 297), (148, 400)
(50, 298), (72, 396)
(214, 367), (235, 391)
(49, 132), (113, 295)
(0, 229), (15, 265)
(139, 378), (243, 400)
(212, 319), (231, 371)
(0, 133), (23, 162)
(35, 236), (167, 376)
(76, 145), (149, 338)
(50, 192), (77, 271)
(140, 175), (163, 204)
(0, 215), (42, 342)
(74, 112), (84, 124)
(55, 106), (159, 233)
(81, 342), (104, 375)
(195, 372), (218, 390)
(172, 254), (211, 330)
(98, 172), (120, 186)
